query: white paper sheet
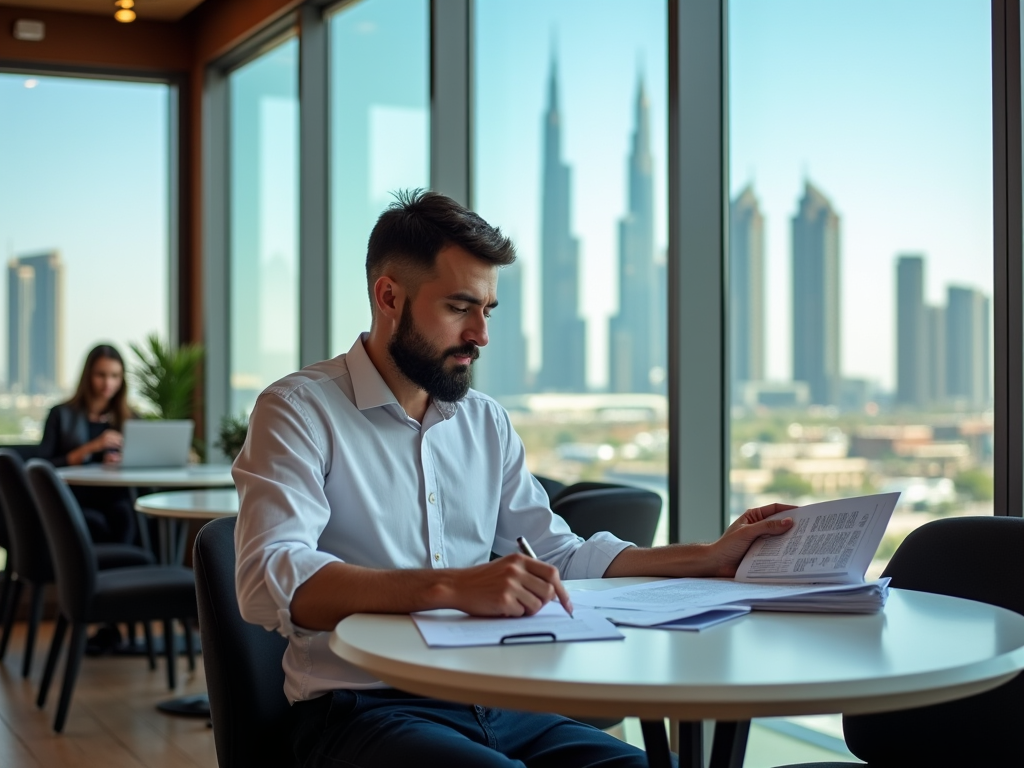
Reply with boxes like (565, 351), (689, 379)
(412, 601), (625, 648)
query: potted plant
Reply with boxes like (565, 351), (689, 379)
(215, 412), (249, 461)
(130, 334), (205, 458)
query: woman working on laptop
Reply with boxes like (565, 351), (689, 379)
(36, 344), (137, 546)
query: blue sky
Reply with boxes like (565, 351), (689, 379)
(0, 0), (994, 395)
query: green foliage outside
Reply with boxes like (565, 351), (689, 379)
(954, 468), (994, 501)
(130, 334), (204, 421)
(764, 470), (813, 499)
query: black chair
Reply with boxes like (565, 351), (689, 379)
(553, 487), (663, 548)
(775, 516), (1024, 768)
(25, 459), (198, 732)
(0, 449), (157, 678)
(194, 516), (291, 768)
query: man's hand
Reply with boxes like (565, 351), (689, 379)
(708, 503), (797, 577)
(447, 554), (573, 617)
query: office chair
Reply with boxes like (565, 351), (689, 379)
(0, 449), (157, 678)
(194, 516), (292, 768)
(552, 487), (662, 548)
(775, 515), (1024, 767)
(26, 460), (198, 732)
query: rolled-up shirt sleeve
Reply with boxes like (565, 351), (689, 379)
(491, 407), (634, 580)
(233, 388), (342, 638)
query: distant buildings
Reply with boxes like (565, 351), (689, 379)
(791, 181), (841, 407)
(7, 250), (64, 395)
(537, 57), (586, 393)
(946, 285), (990, 408)
(729, 185), (765, 398)
(895, 254), (928, 407)
(609, 77), (663, 394)
(473, 261), (528, 397)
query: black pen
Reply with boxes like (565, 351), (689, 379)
(516, 536), (574, 618)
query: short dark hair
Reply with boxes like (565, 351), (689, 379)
(366, 189), (516, 309)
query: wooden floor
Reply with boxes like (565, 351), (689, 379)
(0, 619), (216, 768)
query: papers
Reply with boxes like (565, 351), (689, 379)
(591, 605), (751, 630)
(412, 601), (624, 648)
(735, 493), (899, 583)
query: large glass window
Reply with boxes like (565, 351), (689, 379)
(228, 38), (300, 415)
(329, 0), (430, 353)
(474, 0), (669, 542)
(0, 73), (169, 440)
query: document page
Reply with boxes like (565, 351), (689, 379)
(412, 601), (624, 648)
(735, 492), (899, 583)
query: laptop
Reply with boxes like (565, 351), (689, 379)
(117, 420), (195, 468)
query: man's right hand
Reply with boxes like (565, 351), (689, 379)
(444, 553), (573, 617)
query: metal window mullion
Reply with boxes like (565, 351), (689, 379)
(430, 0), (472, 205)
(668, 0), (729, 544)
(299, 3), (331, 366)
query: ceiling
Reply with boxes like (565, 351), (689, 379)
(0, 0), (206, 22)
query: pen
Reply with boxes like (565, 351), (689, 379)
(516, 536), (574, 618)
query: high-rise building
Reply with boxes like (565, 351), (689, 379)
(473, 262), (528, 397)
(895, 254), (927, 408)
(609, 77), (660, 393)
(946, 286), (990, 408)
(7, 250), (64, 395)
(791, 181), (841, 406)
(926, 305), (946, 404)
(537, 56), (586, 392)
(730, 185), (765, 399)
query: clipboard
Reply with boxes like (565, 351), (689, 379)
(411, 604), (625, 648)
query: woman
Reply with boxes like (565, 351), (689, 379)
(37, 344), (137, 545)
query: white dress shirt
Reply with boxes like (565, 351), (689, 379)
(233, 334), (633, 703)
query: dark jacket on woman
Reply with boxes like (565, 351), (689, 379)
(36, 403), (103, 467)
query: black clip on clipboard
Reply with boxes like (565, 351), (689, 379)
(499, 632), (557, 645)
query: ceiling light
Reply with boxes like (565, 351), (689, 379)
(114, 0), (136, 23)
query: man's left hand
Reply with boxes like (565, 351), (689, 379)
(707, 503), (797, 577)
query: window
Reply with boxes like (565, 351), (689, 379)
(0, 73), (170, 439)
(329, 0), (430, 353)
(228, 38), (300, 415)
(473, 0), (669, 541)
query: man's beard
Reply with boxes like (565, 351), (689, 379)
(388, 300), (479, 403)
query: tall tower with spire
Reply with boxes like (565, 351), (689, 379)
(730, 184), (765, 398)
(791, 180), (841, 406)
(609, 76), (660, 393)
(538, 54), (587, 392)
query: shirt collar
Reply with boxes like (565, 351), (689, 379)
(346, 333), (459, 421)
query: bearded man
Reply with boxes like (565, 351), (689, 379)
(233, 190), (792, 767)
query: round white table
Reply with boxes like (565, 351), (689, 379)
(330, 581), (1024, 768)
(57, 464), (234, 488)
(134, 489), (239, 565)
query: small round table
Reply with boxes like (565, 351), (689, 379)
(57, 464), (234, 489)
(330, 583), (1024, 768)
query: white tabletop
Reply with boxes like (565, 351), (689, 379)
(57, 464), (234, 489)
(330, 580), (1024, 722)
(134, 489), (239, 519)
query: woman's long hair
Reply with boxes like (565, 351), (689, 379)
(67, 344), (131, 430)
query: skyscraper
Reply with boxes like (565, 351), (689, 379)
(791, 181), (841, 406)
(609, 77), (660, 393)
(730, 185), (765, 398)
(926, 305), (946, 404)
(473, 262), (528, 397)
(895, 254), (927, 408)
(946, 286), (990, 408)
(537, 56), (586, 392)
(7, 250), (64, 395)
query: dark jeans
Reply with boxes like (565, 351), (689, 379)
(290, 688), (667, 768)
(71, 485), (137, 544)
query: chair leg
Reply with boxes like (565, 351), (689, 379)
(37, 614), (67, 708)
(142, 622), (156, 670)
(183, 617), (196, 672)
(53, 622), (88, 733)
(0, 567), (12, 637)
(162, 619), (176, 690)
(126, 622), (137, 646)
(0, 578), (24, 661)
(22, 582), (46, 678)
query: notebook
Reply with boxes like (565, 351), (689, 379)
(118, 420), (194, 468)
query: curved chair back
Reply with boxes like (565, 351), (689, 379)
(552, 487), (662, 547)
(843, 516), (1024, 765)
(24, 460), (97, 621)
(194, 517), (291, 768)
(0, 450), (54, 583)
(532, 474), (567, 502)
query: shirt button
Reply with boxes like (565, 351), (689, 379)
(434, 553), (441, 561)
(428, 492), (437, 504)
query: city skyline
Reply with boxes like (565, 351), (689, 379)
(7, 250), (64, 395)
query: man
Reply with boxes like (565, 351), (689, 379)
(234, 190), (793, 767)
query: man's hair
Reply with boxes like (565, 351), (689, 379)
(366, 189), (516, 309)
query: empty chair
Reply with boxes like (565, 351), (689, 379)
(25, 459), (198, 732)
(194, 516), (291, 768)
(552, 487), (663, 548)
(0, 449), (156, 677)
(775, 516), (1024, 768)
